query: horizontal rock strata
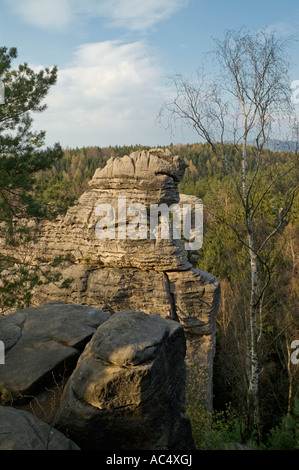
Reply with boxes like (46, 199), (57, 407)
(1, 148), (220, 409)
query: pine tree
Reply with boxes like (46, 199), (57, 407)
(0, 46), (62, 228)
(0, 46), (62, 313)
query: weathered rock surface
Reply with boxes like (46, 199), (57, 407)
(1, 148), (220, 409)
(54, 310), (195, 450)
(0, 406), (80, 450)
(6, 149), (190, 271)
(0, 302), (108, 403)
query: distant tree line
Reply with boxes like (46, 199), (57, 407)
(34, 145), (148, 215)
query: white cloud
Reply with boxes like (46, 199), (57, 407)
(263, 22), (298, 38)
(4, 0), (189, 31)
(4, 0), (72, 30)
(85, 0), (189, 31)
(32, 40), (172, 147)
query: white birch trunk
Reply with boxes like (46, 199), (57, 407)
(247, 227), (259, 428)
(242, 131), (260, 432)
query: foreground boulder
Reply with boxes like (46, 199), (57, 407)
(0, 302), (108, 403)
(54, 310), (195, 450)
(0, 406), (80, 450)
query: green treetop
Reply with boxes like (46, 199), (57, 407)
(0, 46), (62, 226)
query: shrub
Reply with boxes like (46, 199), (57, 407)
(0, 384), (12, 405)
(186, 363), (243, 449)
(264, 398), (299, 450)
(185, 364), (211, 449)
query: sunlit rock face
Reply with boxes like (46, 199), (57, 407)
(2, 148), (220, 410)
(54, 310), (195, 450)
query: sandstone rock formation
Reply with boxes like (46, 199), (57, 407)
(0, 306), (194, 450)
(2, 148), (220, 408)
(0, 302), (108, 403)
(54, 310), (194, 450)
(0, 406), (80, 450)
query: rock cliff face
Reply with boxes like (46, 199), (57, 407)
(54, 310), (194, 450)
(0, 302), (108, 404)
(3, 148), (220, 408)
(0, 304), (194, 450)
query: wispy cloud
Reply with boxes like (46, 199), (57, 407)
(32, 40), (171, 147)
(3, 0), (72, 30)
(263, 21), (299, 38)
(87, 0), (189, 31)
(4, 0), (189, 32)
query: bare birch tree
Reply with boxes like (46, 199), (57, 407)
(160, 28), (299, 438)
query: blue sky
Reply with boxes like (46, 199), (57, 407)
(1, 0), (299, 148)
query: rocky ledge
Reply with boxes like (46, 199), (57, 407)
(0, 303), (194, 450)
